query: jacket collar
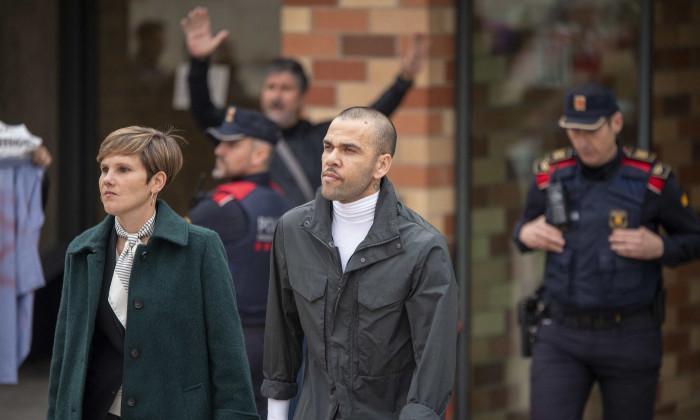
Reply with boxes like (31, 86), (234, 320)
(228, 172), (272, 186)
(303, 177), (401, 248)
(150, 200), (189, 246)
(67, 200), (188, 255)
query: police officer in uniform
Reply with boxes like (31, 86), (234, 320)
(188, 107), (290, 419)
(513, 83), (700, 420)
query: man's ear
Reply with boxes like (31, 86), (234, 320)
(251, 144), (272, 168)
(610, 111), (624, 134)
(373, 154), (392, 180)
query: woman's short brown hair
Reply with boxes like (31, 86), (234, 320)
(97, 126), (186, 188)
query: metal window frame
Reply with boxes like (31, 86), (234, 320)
(59, 0), (98, 241)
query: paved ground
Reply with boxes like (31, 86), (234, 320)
(0, 358), (50, 419)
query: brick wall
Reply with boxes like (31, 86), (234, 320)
(651, 1), (700, 418)
(281, 0), (456, 241)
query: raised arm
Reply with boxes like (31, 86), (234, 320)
(181, 7), (228, 130)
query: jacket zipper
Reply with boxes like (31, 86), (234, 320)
(302, 228), (400, 412)
(333, 248), (345, 308)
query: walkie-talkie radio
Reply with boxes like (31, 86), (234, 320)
(546, 171), (570, 230)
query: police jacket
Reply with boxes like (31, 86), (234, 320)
(262, 178), (458, 420)
(188, 173), (290, 326)
(513, 146), (700, 310)
(188, 58), (413, 206)
(48, 200), (258, 420)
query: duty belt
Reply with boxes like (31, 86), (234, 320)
(547, 305), (656, 330)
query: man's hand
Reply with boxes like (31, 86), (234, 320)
(180, 7), (229, 59)
(518, 215), (566, 253)
(30, 145), (52, 168)
(399, 33), (430, 82)
(609, 227), (664, 260)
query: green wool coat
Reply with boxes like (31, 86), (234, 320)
(47, 200), (259, 420)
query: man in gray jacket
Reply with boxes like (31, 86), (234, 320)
(262, 107), (458, 420)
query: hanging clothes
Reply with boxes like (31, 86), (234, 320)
(0, 121), (46, 384)
(0, 121), (42, 157)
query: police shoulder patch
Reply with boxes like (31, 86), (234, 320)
(213, 181), (257, 206)
(622, 146), (656, 163)
(533, 147), (575, 189)
(651, 162), (671, 180)
(533, 157), (551, 175)
(533, 147), (574, 175)
(647, 162), (672, 194)
(548, 147), (574, 164)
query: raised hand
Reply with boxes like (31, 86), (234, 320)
(180, 7), (229, 59)
(399, 33), (431, 82)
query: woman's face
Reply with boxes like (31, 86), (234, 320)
(99, 153), (156, 220)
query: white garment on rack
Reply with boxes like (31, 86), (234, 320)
(0, 121), (42, 158)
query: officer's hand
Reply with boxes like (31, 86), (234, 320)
(519, 215), (565, 253)
(609, 227), (664, 260)
(180, 7), (229, 59)
(399, 33), (430, 82)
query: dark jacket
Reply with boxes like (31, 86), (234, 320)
(262, 178), (458, 420)
(47, 200), (259, 420)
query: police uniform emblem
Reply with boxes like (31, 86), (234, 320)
(552, 149), (567, 160)
(652, 163), (664, 176)
(609, 209), (628, 229)
(225, 106), (236, 122)
(574, 95), (586, 111)
(632, 149), (650, 160)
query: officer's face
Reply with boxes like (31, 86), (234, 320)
(567, 111), (623, 168)
(212, 138), (255, 180)
(321, 119), (391, 204)
(260, 71), (304, 130)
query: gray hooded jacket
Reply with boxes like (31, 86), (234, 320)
(262, 178), (458, 419)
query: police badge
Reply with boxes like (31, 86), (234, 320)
(609, 209), (629, 229)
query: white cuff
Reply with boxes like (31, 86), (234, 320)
(267, 398), (290, 420)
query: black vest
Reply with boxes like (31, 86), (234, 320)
(213, 180), (289, 326)
(542, 151), (662, 310)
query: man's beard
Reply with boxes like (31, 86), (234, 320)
(264, 104), (298, 129)
(321, 164), (374, 203)
(211, 166), (226, 180)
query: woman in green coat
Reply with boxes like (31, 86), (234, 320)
(47, 126), (259, 420)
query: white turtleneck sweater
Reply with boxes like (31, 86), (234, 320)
(331, 191), (379, 271)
